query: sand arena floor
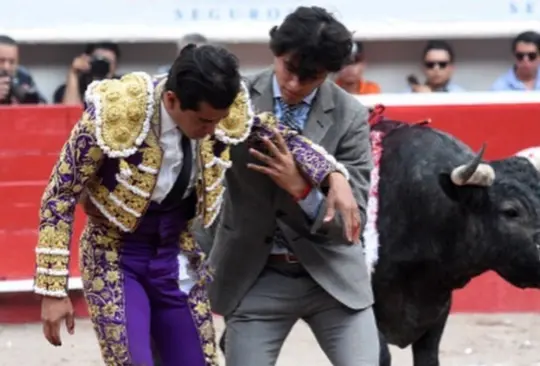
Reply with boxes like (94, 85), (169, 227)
(0, 313), (539, 365)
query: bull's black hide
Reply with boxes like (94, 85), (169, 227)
(372, 119), (540, 366)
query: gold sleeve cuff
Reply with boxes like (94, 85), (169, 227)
(34, 247), (70, 297)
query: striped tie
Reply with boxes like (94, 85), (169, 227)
(278, 98), (302, 131)
(272, 98), (303, 253)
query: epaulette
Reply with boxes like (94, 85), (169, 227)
(84, 72), (155, 158)
(214, 81), (254, 145)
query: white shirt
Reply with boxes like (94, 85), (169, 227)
(151, 102), (198, 203)
(151, 102), (197, 293)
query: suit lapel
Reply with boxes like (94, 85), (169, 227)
(302, 80), (335, 145)
(250, 68), (275, 113)
(251, 70), (335, 145)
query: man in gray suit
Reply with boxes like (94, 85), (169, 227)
(206, 6), (378, 366)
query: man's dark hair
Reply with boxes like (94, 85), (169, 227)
(422, 40), (455, 63)
(165, 44), (241, 111)
(85, 42), (121, 59)
(269, 6), (353, 80)
(0, 35), (17, 46)
(512, 31), (540, 52)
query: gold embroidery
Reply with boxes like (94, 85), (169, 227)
(180, 228), (196, 254)
(257, 111), (279, 129)
(34, 113), (103, 297)
(179, 220), (218, 365)
(86, 183), (139, 230)
(112, 184), (148, 214)
(214, 81), (253, 144)
(35, 253), (70, 271)
(188, 283), (219, 366)
(80, 223), (130, 365)
(82, 72), (163, 233)
(88, 73), (154, 157)
(198, 138), (231, 227)
(120, 162), (157, 195)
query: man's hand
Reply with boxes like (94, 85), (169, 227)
(0, 76), (10, 101)
(41, 296), (75, 346)
(324, 172), (362, 244)
(247, 129), (309, 199)
(70, 54), (91, 74)
(411, 84), (432, 93)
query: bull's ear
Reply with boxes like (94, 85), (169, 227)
(438, 173), (489, 209)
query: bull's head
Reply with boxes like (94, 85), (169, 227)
(440, 145), (540, 288)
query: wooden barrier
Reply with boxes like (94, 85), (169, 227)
(1, 98), (540, 323)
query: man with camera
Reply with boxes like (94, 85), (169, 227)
(0, 35), (46, 105)
(53, 42), (121, 104)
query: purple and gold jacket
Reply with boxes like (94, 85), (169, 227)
(33, 72), (349, 297)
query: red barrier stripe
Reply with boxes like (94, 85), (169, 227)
(0, 156), (56, 182)
(1, 104), (540, 321)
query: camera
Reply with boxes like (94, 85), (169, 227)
(0, 69), (40, 104)
(89, 55), (111, 80)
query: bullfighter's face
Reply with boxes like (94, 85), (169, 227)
(162, 90), (229, 140)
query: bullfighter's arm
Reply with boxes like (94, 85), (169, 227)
(34, 112), (103, 298)
(250, 112), (350, 190)
(308, 106), (372, 239)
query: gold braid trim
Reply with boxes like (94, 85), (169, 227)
(214, 80), (253, 145)
(84, 72), (155, 158)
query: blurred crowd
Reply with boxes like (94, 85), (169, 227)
(1, 30), (540, 106)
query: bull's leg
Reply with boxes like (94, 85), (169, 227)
(411, 302), (450, 366)
(379, 330), (392, 366)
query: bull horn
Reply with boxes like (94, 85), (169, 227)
(450, 143), (496, 187)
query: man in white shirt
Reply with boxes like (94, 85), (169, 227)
(33, 44), (358, 366)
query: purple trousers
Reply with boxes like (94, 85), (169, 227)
(80, 206), (213, 366)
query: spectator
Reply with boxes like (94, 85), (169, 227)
(53, 42), (121, 104)
(407, 40), (464, 93)
(157, 33), (209, 74)
(0, 35), (46, 105)
(491, 31), (540, 91)
(334, 40), (381, 94)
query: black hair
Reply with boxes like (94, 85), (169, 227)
(0, 35), (17, 46)
(85, 42), (121, 59)
(165, 44), (241, 111)
(269, 6), (353, 80)
(422, 40), (455, 63)
(512, 31), (540, 52)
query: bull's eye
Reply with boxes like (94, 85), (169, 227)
(502, 207), (520, 219)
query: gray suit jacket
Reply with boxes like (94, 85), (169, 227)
(202, 69), (374, 316)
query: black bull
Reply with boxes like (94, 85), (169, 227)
(372, 118), (540, 366)
(214, 118), (540, 366)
